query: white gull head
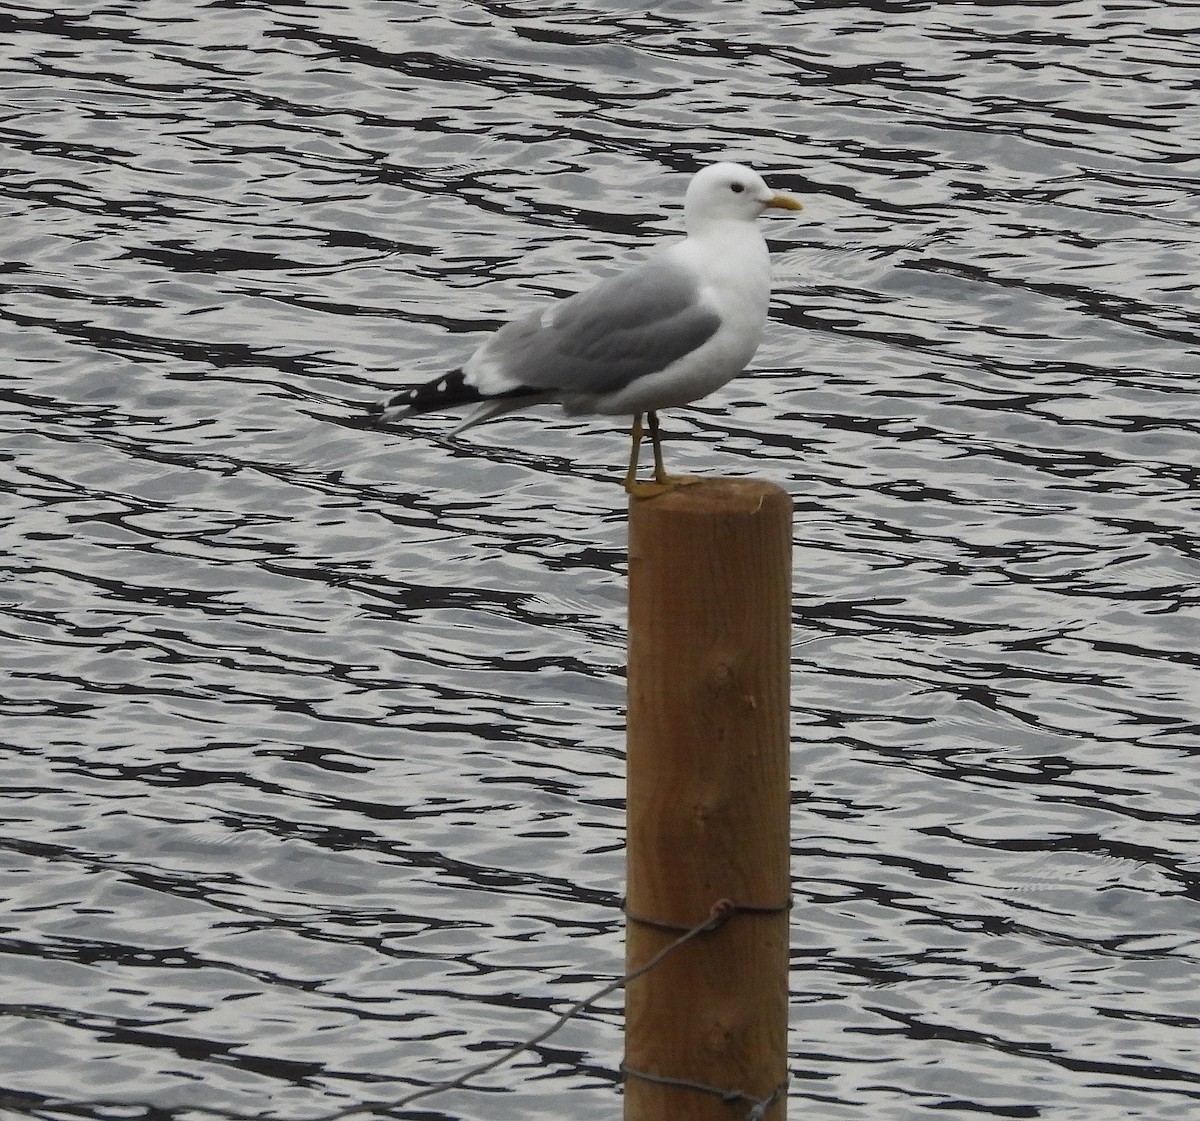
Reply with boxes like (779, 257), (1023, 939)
(683, 162), (803, 236)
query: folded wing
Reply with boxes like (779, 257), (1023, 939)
(467, 258), (722, 399)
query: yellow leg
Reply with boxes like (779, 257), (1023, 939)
(648, 411), (700, 489)
(624, 412), (702, 498)
(625, 414), (670, 498)
(623, 413), (645, 494)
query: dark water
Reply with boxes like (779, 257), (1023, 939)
(2, 1), (1199, 1119)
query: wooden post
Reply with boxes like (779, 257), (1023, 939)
(625, 478), (792, 1121)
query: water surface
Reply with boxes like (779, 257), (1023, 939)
(2, 2), (1199, 1119)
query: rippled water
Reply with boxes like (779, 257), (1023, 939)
(3, 1), (1199, 1119)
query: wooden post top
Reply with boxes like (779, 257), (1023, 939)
(628, 477), (793, 516)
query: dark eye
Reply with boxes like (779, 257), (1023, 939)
(730, 182), (745, 193)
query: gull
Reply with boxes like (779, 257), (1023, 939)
(371, 162), (802, 497)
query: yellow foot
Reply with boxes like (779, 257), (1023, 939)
(624, 475), (703, 500)
(625, 480), (672, 499)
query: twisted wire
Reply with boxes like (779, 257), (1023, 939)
(620, 1063), (789, 1121)
(12, 898), (787, 1121)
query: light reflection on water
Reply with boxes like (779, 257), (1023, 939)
(2, 2), (1199, 1119)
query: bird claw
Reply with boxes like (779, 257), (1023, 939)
(624, 474), (702, 500)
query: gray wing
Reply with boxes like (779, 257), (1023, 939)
(469, 258), (722, 397)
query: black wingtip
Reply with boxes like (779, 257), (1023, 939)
(369, 368), (482, 420)
(368, 369), (544, 429)
(365, 396), (392, 428)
